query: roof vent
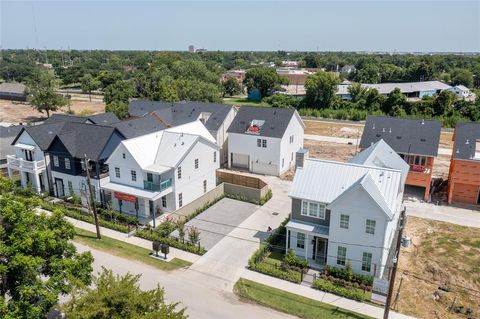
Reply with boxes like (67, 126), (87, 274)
(396, 136), (402, 140)
(420, 138), (426, 142)
(466, 139), (469, 145)
(421, 119), (425, 125)
(382, 128), (386, 133)
(389, 128), (392, 133)
(456, 148), (460, 154)
(372, 124), (375, 130)
(376, 134), (381, 137)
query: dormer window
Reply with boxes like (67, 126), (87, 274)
(246, 119), (265, 135)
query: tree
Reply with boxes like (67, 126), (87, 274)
(263, 94), (300, 109)
(381, 88), (407, 115)
(450, 68), (473, 88)
(62, 268), (186, 319)
(244, 67), (284, 99)
(222, 78), (242, 97)
(105, 101), (129, 120)
(432, 90), (456, 116)
(104, 80), (135, 105)
(0, 195), (93, 319)
(80, 74), (100, 102)
(27, 69), (66, 118)
(188, 226), (200, 245)
(354, 64), (381, 83)
(304, 71), (340, 108)
(96, 70), (123, 89)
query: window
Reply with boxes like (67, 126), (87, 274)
(296, 232), (305, 249)
(122, 153), (126, 159)
(68, 181), (73, 195)
(257, 139), (262, 147)
(131, 170), (136, 181)
(366, 219), (376, 235)
(291, 152), (294, 161)
(282, 158), (284, 168)
(301, 200), (326, 219)
(162, 196), (167, 208)
(115, 167), (120, 178)
(64, 158), (71, 170)
(262, 139), (267, 148)
(53, 155), (59, 167)
(177, 167), (182, 179)
(194, 159), (199, 169)
(203, 180), (207, 193)
(178, 193), (183, 207)
(362, 252), (373, 272)
(289, 135), (294, 143)
(340, 214), (350, 229)
(337, 246), (346, 266)
(213, 151), (217, 163)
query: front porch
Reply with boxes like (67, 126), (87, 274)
(285, 220), (329, 268)
(7, 155), (48, 193)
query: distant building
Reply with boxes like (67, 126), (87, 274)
(282, 60), (299, 68)
(0, 83), (27, 101)
(276, 68), (314, 86)
(188, 45), (195, 52)
(223, 69), (246, 83)
(447, 85), (471, 99)
(340, 64), (356, 75)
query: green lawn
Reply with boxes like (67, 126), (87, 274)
(234, 278), (371, 319)
(74, 228), (192, 271)
(223, 97), (270, 107)
(234, 278), (373, 319)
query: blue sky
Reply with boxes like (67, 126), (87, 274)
(1, 1), (479, 52)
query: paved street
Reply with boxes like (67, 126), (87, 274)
(170, 198), (258, 250)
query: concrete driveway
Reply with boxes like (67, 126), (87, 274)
(171, 198), (258, 250)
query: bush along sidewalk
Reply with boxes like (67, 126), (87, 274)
(136, 228), (206, 255)
(311, 264), (373, 302)
(248, 219), (306, 284)
(225, 188), (272, 206)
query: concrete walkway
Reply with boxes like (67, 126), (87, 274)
(242, 270), (414, 319)
(36, 208), (201, 263)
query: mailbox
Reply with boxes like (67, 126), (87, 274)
(152, 241), (161, 257)
(160, 244), (170, 255)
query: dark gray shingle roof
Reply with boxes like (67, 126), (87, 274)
(453, 122), (480, 160)
(227, 106), (296, 138)
(112, 114), (168, 138)
(128, 100), (233, 132)
(360, 115), (441, 157)
(0, 125), (24, 162)
(16, 122), (68, 150)
(44, 112), (119, 125)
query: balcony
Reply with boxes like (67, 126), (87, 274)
(143, 179), (172, 192)
(6, 155), (46, 172)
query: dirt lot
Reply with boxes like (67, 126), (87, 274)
(395, 216), (480, 319)
(0, 99), (105, 124)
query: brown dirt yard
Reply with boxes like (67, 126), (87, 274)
(395, 216), (480, 319)
(0, 99), (105, 124)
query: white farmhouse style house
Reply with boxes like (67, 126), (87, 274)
(286, 140), (408, 278)
(102, 121), (220, 221)
(227, 106), (304, 176)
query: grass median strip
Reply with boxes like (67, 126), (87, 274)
(73, 228), (192, 271)
(234, 278), (373, 319)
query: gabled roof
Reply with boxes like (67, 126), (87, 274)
(227, 106), (303, 138)
(44, 112), (119, 125)
(360, 115), (441, 157)
(0, 82), (26, 94)
(111, 114), (168, 138)
(453, 122), (480, 160)
(350, 139), (410, 186)
(128, 100), (234, 132)
(13, 122), (67, 151)
(289, 158), (402, 219)
(0, 125), (24, 161)
(47, 123), (124, 160)
(110, 121), (218, 173)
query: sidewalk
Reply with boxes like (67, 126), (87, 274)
(36, 208), (201, 264)
(242, 270), (415, 319)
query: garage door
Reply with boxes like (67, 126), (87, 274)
(251, 162), (278, 176)
(452, 183), (480, 205)
(232, 153), (249, 169)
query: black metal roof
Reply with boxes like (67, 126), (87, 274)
(227, 106), (296, 138)
(360, 115), (441, 157)
(453, 122), (480, 160)
(128, 100), (233, 132)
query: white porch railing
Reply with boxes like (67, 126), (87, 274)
(6, 155), (46, 171)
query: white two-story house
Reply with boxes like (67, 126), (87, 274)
(227, 106), (304, 176)
(286, 140), (408, 278)
(102, 121), (219, 222)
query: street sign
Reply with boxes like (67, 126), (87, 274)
(371, 278), (389, 305)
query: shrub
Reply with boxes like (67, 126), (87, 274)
(250, 261), (302, 284)
(136, 229), (206, 255)
(312, 278), (367, 302)
(323, 265), (373, 286)
(259, 189), (273, 205)
(0, 176), (15, 194)
(283, 249), (308, 269)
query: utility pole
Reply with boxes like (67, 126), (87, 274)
(84, 154), (101, 239)
(383, 208), (406, 319)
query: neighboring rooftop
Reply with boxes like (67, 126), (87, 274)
(227, 106), (300, 138)
(453, 122), (480, 161)
(0, 82), (26, 94)
(44, 112), (120, 125)
(362, 81), (451, 95)
(289, 158), (402, 219)
(111, 114), (168, 139)
(0, 125), (24, 164)
(360, 115), (441, 157)
(128, 100), (234, 132)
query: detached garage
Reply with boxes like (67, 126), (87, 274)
(231, 153), (249, 169)
(251, 161), (278, 175)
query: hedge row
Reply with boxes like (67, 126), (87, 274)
(136, 229), (206, 255)
(249, 261), (302, 284)
(323, 265), (373, 287)
(312, 278), (368, 302)
(225, 188), (272, 206)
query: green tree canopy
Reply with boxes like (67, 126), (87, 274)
(222, 78), (242, 97)
(0, 194), (93, 319)
(450, 68), (474, 88)
(80, 74), (101, 102)
(304, 71), (341, 108)
(433, 90), (456, 116)
(27, 69), (66, 118)
(244, 67), (284, 98)
(104, 80), (136, 105)
(62, 268), (187, 319)
(105, 101), (129, 120)
(381, 88), (407, 115)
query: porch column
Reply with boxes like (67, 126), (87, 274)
(33, 173), (41, 193)
(7, 166), (13, 179)
(20, 171), (27, 188)
(285, 228), (289, 255)
(304, 234), (308, 260)
(144, 198), (150, 217)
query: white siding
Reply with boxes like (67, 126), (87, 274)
(50, 170), (104, 205)
(108, 143), (144, 189)
(14, 131), (45, 161)
(279, 114), (304, 175)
